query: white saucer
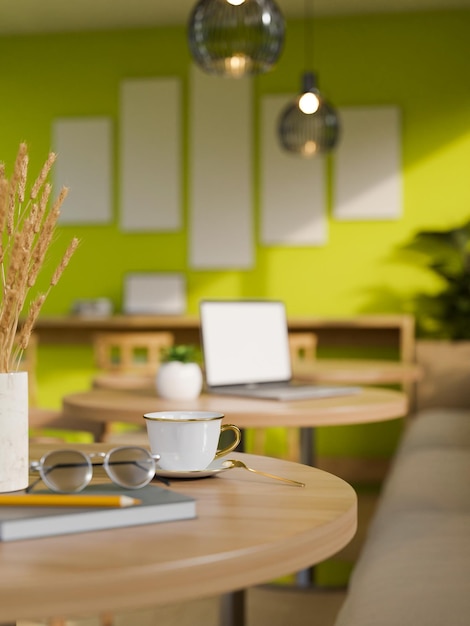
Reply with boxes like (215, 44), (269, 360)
(154, 458), (231, 479)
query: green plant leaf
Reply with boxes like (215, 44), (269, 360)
(401, 218), (470, 339)
(160, 344), (201, 364)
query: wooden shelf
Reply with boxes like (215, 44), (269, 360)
(32, 313), (415, 363)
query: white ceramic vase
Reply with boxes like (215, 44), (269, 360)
(0, 371), (29, 493)
(156, 362), (203, 400)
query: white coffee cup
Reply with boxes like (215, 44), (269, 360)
(143, 411), (241, 472)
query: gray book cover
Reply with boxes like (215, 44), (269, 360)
(0, 484), (196, 542)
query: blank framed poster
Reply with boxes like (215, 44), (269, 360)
(120, 78), (181, 232)
(261, 95), (327, 246)
(123, 273), (186, 315)
(333, 106), (402, 221)
(53, 117), (112, 224)
(189, 64), (253, 269)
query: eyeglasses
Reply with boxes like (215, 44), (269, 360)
(28, 446), (161, 493)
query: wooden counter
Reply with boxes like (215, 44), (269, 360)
(32, 313), (416, 362)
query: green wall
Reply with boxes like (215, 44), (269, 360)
(1, 11), (469, 317)
(1, 11), (469, 425)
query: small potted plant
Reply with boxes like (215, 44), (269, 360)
(156, 344), (203, 400)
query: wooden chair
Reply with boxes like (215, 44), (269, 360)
(288, 331), (318, 362)
(251, 332), (318, 461)
(47, 614), (113, 626)
(93, 331), (174, 378)
(14, 332), (99, 445)
(92, 331), (174, 443)
(29, 406), (106, 443)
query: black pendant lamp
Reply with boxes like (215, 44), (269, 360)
(188, 0), (285, 78)
(278, 1), (340, 157)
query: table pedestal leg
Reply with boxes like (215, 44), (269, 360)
(297, 427), (316, 587)
(220, 590), (245, 626)
(299, 426), (315, 467)
(239, 426), (317, 591)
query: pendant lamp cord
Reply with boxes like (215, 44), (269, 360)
(304, 0), (314, 71)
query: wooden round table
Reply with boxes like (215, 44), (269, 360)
(292, 358), (422, 385)
(0, 446), (356, 626)
(62, 386), (408, 432)
(61, 386), (408, 481)
(92, 358), (422, 391)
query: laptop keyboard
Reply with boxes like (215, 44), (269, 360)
(212, 384), (361, 401)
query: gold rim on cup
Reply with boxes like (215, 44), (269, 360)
(143, 411), (225, 422)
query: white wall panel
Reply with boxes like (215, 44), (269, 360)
(189, 65), (253, 268)
(120, 78), (181, 231)
(333, 106), (402, 220)
(54, 117), (112, 225)
(261, 95), (327, 246)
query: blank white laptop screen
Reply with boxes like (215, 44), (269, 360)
(200, 299), (362, 401)
(200, 300), (292, 387)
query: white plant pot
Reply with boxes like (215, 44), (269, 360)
(156, 362), (203, 400)
(0, 371), (29, 492)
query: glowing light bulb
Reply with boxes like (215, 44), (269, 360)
(298, 92), (320, 115)
(227, 0), (245, 5)
(262, 11), (272, 24)
(224, 54), (248, 77)
(302, 141), (318, 157)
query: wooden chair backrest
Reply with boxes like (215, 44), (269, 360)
(93, 331), (174, 374)
(288, 332), (318, 362)
(250, 333), (318, 462)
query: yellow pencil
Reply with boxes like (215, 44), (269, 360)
(0, 494), (142, 508)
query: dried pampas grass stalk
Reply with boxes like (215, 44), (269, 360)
(0, 143), (79, 372)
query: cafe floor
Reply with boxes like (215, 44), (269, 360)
(114, 587), (347, 626)
(19, 587), (347, 626)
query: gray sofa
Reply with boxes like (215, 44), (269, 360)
(334, 407), (470, 626)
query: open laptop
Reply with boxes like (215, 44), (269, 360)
(199, 300), (361, 401)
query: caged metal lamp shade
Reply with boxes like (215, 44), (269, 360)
(188, 0), (285, 78)
(278, 72), (340, 157)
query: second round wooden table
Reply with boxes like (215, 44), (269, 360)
(62, 386), (408, 469)
(63, 386), (407, 431)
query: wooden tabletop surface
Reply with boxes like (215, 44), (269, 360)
(0, 446), (357, 624)
(292, 358), (422, 384)
(62, 386), (408, 431)
(92, 358), (422, 393)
